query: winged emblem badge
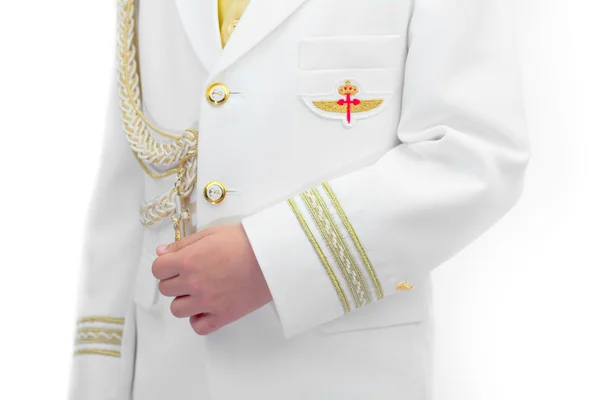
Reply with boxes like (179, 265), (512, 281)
(301, 80), (391, 127)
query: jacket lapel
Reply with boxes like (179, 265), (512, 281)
(174, 0), (222, 73)
(208, 0), (309, 80)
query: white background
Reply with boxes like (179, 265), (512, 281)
(0, 1), (598, 399)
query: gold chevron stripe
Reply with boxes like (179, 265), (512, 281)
(76, 316), (125, 325)
(76, 327), (123, 334)
(74, 349), (121, 358)
(287, 198), (350, 313)
(322, 182), (384, 300)
(76, 337), (122, 346)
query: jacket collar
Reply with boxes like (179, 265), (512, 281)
(174, 0), (222, 74)
(175, 0), (309, 80)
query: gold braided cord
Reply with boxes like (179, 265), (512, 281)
(119, 0), (185, 142)
(138, 153), (198, 226)
(117, 0), (199, 227)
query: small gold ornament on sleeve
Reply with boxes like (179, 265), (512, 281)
(396, 281), (414, 291)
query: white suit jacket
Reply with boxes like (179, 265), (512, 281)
(68, 0), (529, 399)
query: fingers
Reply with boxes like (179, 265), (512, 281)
(169, 296), (209, 319)
(151, 251), (182, 280)
(156, 226), (220, 256)
(153, 233), (217, 281)
(157, 275), (187, 297)
(189, 313), (222, 335)
(158, 270), (205, 297)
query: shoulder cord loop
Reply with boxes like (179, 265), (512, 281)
(117, 0), (199, 227)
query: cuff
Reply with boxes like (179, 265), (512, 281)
(67, 315), (126, 400)
(241, 181), (385, 339)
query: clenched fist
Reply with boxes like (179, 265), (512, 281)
(151, 223), (273, 335)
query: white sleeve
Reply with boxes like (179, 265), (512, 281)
(241, 0), (529, 339)
(67, 59), (145, 399)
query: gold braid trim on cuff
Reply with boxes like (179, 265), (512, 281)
(76, 316), (125, 325)
(73, 316), (124, 357)
(287, 198), (351, 313)
(74, 349), (121, 358)
(322, 182), (384, 300)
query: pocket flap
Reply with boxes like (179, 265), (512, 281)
(298, 35), (404, 71)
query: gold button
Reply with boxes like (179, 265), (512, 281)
(206, 83), (230, 106)
(203, 181), (227, 204)
(228, 19), (239, 35)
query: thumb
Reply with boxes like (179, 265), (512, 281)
(156, 226), (219, 255)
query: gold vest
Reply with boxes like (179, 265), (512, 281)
(218, 0), (251, 47)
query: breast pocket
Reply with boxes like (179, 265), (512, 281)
(296, 35), (406, 131)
